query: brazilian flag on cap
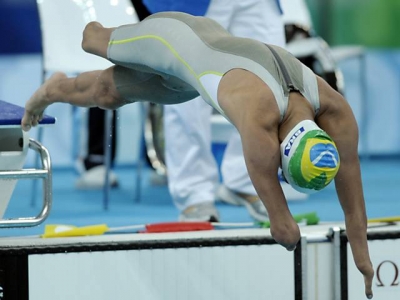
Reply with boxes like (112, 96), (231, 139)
(281, 121), (340, 194)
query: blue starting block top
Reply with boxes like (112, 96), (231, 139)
(0, 100), (56, 127)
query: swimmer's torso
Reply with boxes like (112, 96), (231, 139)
(107, 12), (320, 121)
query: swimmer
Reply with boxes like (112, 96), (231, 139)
(22, 12), (373, 298)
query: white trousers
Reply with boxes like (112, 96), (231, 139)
(164, 0), (286, 211)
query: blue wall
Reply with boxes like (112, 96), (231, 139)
(0, 0), (41, 54)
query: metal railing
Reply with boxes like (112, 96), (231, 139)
(0, 138), (52, 228)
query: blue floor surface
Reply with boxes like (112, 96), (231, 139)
(1, 158), (400, 237)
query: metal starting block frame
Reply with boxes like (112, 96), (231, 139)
(0, 138), (52, 228)
(0, 100), (55, 228)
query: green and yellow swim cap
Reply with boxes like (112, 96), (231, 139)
(280, 120), (340, 194)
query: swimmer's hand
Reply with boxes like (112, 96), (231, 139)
(360, 262), (374, 299)
(346, 222), (374, 299)
(350, 238), (374, 298)
(21, 72), (66, 131)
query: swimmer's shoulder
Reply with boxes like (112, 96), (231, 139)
(315, 76), (346, 117)
(218, 69), (280, 129)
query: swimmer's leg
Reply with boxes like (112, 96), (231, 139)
(22, 67), (123, 131)
(82, 21), (114, 59)
(21, 66), (198, 131)
(112, 66), (199, 104)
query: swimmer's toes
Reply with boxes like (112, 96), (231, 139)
(21, 115), (32, 132)
(32, 117), (39, 127)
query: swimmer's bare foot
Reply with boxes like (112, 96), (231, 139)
(21, 72), (67, 131)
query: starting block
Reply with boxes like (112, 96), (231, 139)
(0, 100), (55, 228)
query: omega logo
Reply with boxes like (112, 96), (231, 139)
(376, 260), (399, 287)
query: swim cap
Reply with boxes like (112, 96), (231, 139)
(280, 120), (340, 194)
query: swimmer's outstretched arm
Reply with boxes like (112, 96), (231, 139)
(240, 122), (301, 251)
(218, 69), (301, 250)
(317, 78), (374, 299)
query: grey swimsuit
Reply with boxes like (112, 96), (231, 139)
(107, 12), (320, 120)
